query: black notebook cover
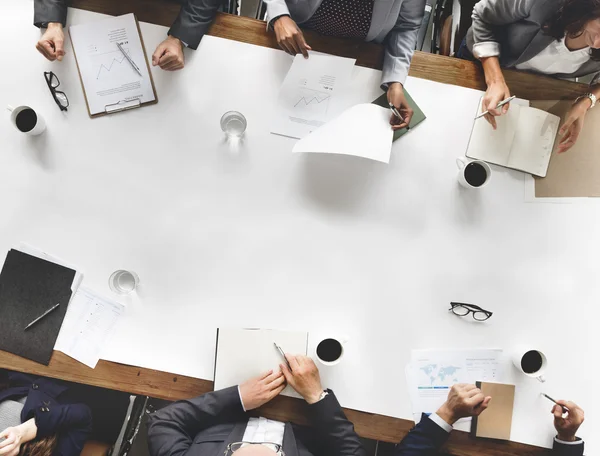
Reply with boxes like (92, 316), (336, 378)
(0, 250), (75, 365)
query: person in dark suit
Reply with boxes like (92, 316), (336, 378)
(33, 0), (223, 71)
(0, 372), (92, 456)
(147, 354), (366, 456)
(393, 383), (586, 456)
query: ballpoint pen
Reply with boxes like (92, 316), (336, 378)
(388, 102), (410, 130)
(542, 393), (568, 413)
(273, 342), (291, 370)
(25, 303), (60, 330)
(475, 95), (516, 119)
(116, 42), (143, 77)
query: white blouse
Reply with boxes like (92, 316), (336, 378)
(516, 39), (590, 75)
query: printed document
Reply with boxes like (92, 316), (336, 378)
(406, 349), (503, 428)
(55, 287), (125, 368)
(271, 52), (356, 139)
(69, 13), (156, 115)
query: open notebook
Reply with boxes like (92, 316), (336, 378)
(466, 98), (560, 177)
(214, 328), (309, 398)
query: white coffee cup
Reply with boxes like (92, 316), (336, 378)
(456, 157), (491, 189)
(7, 105), (46, 136)
(512, 347), (548, 383)
(315, 337), (347, 366)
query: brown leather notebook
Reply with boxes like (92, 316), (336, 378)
(471, 381), (515, 440)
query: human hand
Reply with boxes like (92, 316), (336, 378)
(553, 400), (584, 442)
(152, 36), (185, 71)
(387, 82), (414, 130)
(557, 99), (590, 153)
(481, 81), (511, 129)
(436, 384), (492, 425)
(273, 16), (311, 58)
(0, 427), (24, 456)
(239, 370), (286, 411)
(280, 355), (323, 404)
(36, 23), (65, 62)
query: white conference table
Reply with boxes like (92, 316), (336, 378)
(2, 1), (598, 452)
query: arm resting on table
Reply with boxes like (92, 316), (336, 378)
(147, 386), (246, 456)
(33, 0), (67, 27)
(381, 0), (426, 88)
(393, 414), (451, 456)
(305, 390), (367, 456)
(168, 0), (224, 49)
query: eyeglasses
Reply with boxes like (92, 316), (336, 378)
(44, 71), (69, 111)
(225, 442), (285, 456)
(449, 302), (493, 321)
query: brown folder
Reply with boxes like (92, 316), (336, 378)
(471, 381), (515, 440)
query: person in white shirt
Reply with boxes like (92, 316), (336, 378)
(394, 383), (585, 456)
(460, 0), (600, 153)
(147, 354), (366, 456)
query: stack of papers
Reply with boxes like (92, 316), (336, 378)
(405, 349), (503, 430)
(55, 287), (125, 368)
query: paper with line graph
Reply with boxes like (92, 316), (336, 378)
(271, 52), (355, 139)
(69, 13), (156, 116)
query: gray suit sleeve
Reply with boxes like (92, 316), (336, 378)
(147, 386), (246, 456)
(264, 0), (291, 24)
(381, 0), (426, 87)
(306, 390), (367, 456)
(469, 0), (533, 58)
(168, 0), (223, 49)
(33, 0), (68, 28)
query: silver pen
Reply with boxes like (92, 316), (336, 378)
(273, 342), (291, 370)
(475, 95), (516, 119)
(25, 303), (60, 330)
(388, 101), (404, 123)
(116, 42), (143, 77)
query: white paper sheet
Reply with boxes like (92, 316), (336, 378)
(271, 52), (356, 139)
(292, 103), (393, 163)
(69, 13), (155, 115)
(214, 328), (309, 398)
(54, 287), (125, 368)
(406, 349), (503, 430)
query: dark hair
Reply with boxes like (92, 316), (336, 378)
(543, 0), (600, 60)
(20, 435), (58, 456)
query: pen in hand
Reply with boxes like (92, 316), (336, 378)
(388, 102), (410, 130)
(274, 342), (291, 370)
(542, 393), (568, 413)
(475, 95), (516, 119)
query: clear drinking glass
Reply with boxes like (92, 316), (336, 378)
(109, 270), (139, 294)
(220, 111), (247, 137)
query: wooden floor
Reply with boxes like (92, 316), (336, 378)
(6, 0), (580, 453)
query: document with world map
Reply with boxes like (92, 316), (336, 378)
(406, 349), (503, 429)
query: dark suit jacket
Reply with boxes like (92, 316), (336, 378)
(33, 0), (223, 49)
(394, 414), (585, 456)
(0, 373), (92, 456)
(147, 387), (366, 456)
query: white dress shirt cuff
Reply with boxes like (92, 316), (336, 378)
(428, 413), (453, 433)
(555, 437), (584, 445)
(472, 41), (500, 59)
(237, 385), (247, 412)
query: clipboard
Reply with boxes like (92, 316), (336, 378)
(69, 14), (158, 118)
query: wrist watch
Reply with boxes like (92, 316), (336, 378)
(317, 390), (329, 402)
(575, 93), (597, 109)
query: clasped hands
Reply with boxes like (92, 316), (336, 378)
(238, 354), (324, 411)
(37, 23), (185, 71)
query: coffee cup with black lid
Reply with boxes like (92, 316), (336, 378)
(315, 337), (347, 366)
(7, 105), (46, 136)
(512, 347), (548, 382)
(456, 157), (491, 189)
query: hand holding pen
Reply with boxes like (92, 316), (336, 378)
(387, 82), (413, 131)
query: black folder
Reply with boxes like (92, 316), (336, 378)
(0, 250), (76, 365)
